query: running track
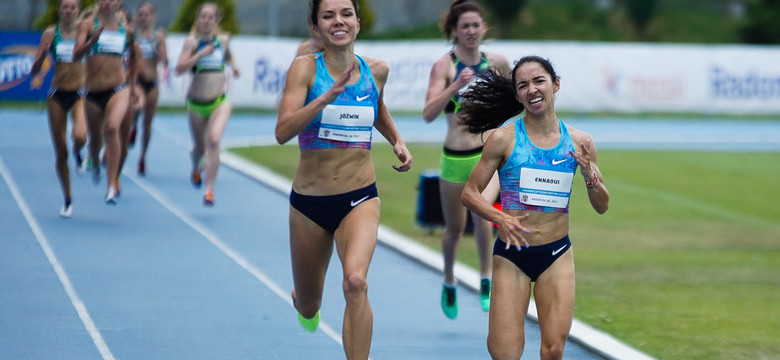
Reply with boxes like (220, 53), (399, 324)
(13, 108), (778, 359)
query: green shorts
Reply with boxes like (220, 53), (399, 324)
(187, 94), (228, 119)
(439, 146), (483, 183)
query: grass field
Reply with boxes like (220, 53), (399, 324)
(229, 142), (780, 360)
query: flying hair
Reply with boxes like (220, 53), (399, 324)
(459, 55), (560, 134)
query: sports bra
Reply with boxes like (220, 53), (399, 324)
(444, 51), (489, 114)
(298, 52), (379, 151)
(50, 25), (79, 63)
(89, 17), (128, 57)
(135, 29), (158, 60)
(192, 37), (225, 73)
(498, 118), (578, 213)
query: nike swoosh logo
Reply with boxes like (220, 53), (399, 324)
(552, 244), (568, 256)
(351, 195), (370, 207)
(551, 159), (567, 165)
(356, 94), (370, 102)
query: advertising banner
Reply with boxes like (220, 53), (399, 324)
(0, 32), (52, 101)
(4, 31), (780, 116)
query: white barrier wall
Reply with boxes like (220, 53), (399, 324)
(159, 35), (780, 115)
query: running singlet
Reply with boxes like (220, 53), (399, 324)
(298, 52), (379, 151)
(193, 37), (225, 73)
(89, 18), (127, 57)
(444, 51), (489, 114)
(498, 119), (578, 213)
(136, 29), (157, 60)
(50, 25), (79, 63)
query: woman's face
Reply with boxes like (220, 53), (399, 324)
(97, 0), (120, 14)
(314, 0), (360, 48)
(135, 5), (153, 27)
(58, 0), (80, 23)
(196, 5), (218, 34)
(454, 11), (485, 48)
(514, 61), (560, 115)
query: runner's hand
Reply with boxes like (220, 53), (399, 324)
(321, 61), (356, 104)
(497, 213), (531, 250)
(391, 142), (413, 172)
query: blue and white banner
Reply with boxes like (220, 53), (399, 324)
(158, 36), (780, 116)
(4, 31), (780, 115)
(0, 32), (52, 101)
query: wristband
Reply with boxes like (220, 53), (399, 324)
(585, 176), (599, 188)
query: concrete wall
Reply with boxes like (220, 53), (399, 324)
(0, 0), (452, 37)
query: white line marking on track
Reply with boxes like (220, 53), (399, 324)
(219, 151), (655, 360)
(125, 172), (352, 352)
(0, 155), (116, 360)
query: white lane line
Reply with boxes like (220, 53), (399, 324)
(0, 155), (116, 360)
(124, 172), (348, 350)
(220, 151), (656, 360)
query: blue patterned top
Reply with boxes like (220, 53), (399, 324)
(499, 118), (578, 213)
(298, 52), (379, 150)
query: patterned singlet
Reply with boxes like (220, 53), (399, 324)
(499, 119), (579, 214)
(298, 52), (379, 151)
(444, 51), (490, 114)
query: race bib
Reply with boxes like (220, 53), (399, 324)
(138, 40), (156, 59)
(55, 41), (75, 63)
(96, 31), (125, 55)
(197, 48), (224, 70)
(319, 104), (374, 142)
(518, 167), (574, 209)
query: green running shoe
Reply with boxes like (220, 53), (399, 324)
(441, 285), (457, 319)
(480, 278), (491, 312)
(298, 311), (320, 332)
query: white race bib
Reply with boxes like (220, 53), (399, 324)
(55, 41), (75, 63)
(518, 167), (574, 209)
(197, 48), (224, 70)
(138, 39), (156, 59)
(319, 104), (374, 142)
(96, 31), (125, 55)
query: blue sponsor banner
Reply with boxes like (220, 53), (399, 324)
(0, 31), (52, 101)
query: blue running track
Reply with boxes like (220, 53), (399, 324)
(11, 109), (767, 359)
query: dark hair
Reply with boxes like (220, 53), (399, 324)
(309, 0), (359, 27)
(460, 56), (560, 133)
(441, 0), (484, 44)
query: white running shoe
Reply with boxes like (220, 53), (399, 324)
(105, 187), (118, 205)
(59, 203), (73, 218)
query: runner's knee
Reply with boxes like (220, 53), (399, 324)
(343, 273), (368, 300)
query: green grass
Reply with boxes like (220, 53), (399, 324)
(367, 1), (744, 44)
(229, 143), (780, 360)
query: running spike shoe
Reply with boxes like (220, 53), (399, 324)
(298, 311), (320, 333)
(105, 186), (118, 205)
(441, 284), (457, 319)
(480, 278), (491, 312)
